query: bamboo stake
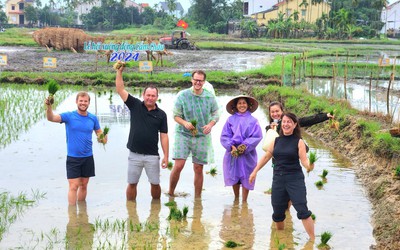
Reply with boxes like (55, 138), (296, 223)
(387, 72), (394, 117)
(281, 54), (285, 86)
(331, 63), (335, 97)
(369, 71), (372, 113)
(298, 52), (303, 84)
(344, 63), (348, 100)
(303, 51), (307, 80)
(311, 61), (314, 95)
(292, 56), (296, 89)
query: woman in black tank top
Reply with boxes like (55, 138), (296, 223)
(249, 112), (316, 242)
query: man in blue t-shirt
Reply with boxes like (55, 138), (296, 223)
(45, 91), (107, 205)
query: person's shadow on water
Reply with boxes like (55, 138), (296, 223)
(126, 199), (163, 249)
(219, 200), (255, 249)
(66, 201), (94, 250)
(167, 197), (210, 250)
(269, 210), (315, 250)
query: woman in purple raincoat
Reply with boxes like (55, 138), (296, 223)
(220, 95), (263, 202)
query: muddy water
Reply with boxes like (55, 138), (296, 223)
(0, 87), (375, 249)
(306, 79), (400, 121)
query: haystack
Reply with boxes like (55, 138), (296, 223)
(32, 27), (105, 52)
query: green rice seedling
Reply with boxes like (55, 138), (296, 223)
(164, 201), (176, 207)
(182, 206), (189, 217)
(47, 79), (60, 105)
(206, 167), (217, 177)
(318, 231), (332, 249)
(321, 169), (329, 179)
(264, 188), (272, 195)
(190, 119), (198, 136)
(309, 151), (318, 164)
(274, 236), (286, 250)
(98, 126), (110, 147)
(311, 213), (316, 221)
(167, 161), (173, 170)
(315, 180), (324, 189)
(167, 207), (183, 221)
(0, 190), (46, 241)
(225, 240), (238, 248)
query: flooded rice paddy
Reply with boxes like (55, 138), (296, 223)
(0, 85), (375, 249)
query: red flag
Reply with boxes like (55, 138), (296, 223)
(177, 20), (188, 30)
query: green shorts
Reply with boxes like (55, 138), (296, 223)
(173, 133), (209, 165)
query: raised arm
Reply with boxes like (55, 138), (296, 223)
(299, 113), (331, 128)
(115, 67), (129, 102)
(45, 98), (61, 123)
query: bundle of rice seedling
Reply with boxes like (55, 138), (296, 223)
(98, 126), (110, 146)
(46, 79), (60, 105)
(190, 119), (198, 136)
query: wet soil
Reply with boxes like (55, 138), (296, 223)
(0, 46), (275, 74)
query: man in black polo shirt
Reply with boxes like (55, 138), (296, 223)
(115, 66), (169, 200)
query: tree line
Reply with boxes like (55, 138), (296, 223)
(0, 0), (391, 39)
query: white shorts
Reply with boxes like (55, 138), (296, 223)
(127, 151), (160, 185)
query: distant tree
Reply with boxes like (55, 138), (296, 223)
(140, 6), (156, 25)
(35, 0), (42, 8)
(24, 5), (39, 25)
(221, 0), (243, 21)
(189, 0), (225, 31)
(0, 1), (7, 26)
(127, 6), (141, 25)
(38, 5), (60, 26)
(166, 0), (177, 16)
(241, 19), (258, 38)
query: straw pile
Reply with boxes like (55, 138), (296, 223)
(32, 27), (105, 52)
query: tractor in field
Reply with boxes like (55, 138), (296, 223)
(159, 30), (198, 50)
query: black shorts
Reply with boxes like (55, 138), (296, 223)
(66, 156), (95, 179)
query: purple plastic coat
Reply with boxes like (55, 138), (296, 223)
(220, 111), (263, 190)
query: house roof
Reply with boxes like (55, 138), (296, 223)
(387, 0), (400, 9)
(159, 1), (184, 12)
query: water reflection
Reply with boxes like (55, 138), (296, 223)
(168, 198), (209, 249)
(125, 200), (163, 249)
(220, 200), (254, 249)
(307, 79), (400, 120)
(66, 201), (94, 249)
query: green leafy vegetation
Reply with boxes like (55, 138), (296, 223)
(309, 151), (318, 164)
(206, 167), (218, 177)
(311, 213), (316, 221)
(318, 231), (332, 249)
(315, 180), (324, 188)
(0, 190), (46, 241)
(225, 240), (238, 248)
(321, 169), (329, 179)
(167, 161), (173, 170)
(166, 202), (188, 221)
(46, 79), (60, 105)
(394, 165), (400, 177)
